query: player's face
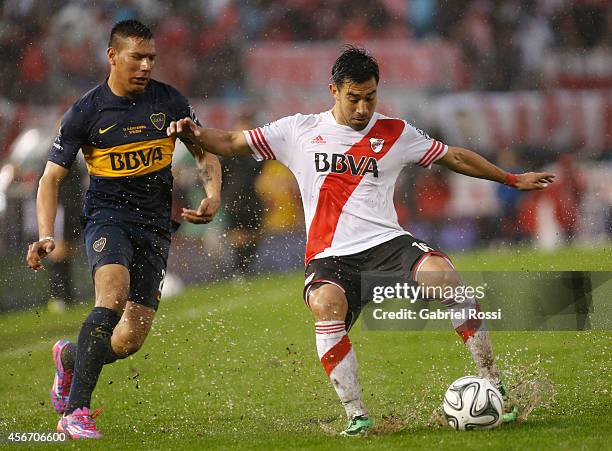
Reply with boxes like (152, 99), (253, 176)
(108, 36), (156, 95)
(330, 77), (378, 131)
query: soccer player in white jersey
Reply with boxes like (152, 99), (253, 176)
(168, 46), (555, 436)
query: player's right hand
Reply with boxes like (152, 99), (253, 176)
(167, 117), (200, 141)
(26, 238), (55, 271)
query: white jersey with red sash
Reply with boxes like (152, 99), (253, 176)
(243, 111), (448, 265)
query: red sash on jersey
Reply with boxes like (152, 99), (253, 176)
(305, 119), (405, 265)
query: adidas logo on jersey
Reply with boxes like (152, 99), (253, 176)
(311, 135), (326, 144)
(314, 153), (379, 177)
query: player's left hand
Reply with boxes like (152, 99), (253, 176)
(181, 196), (221, 224)
(515, 172), (556, 191)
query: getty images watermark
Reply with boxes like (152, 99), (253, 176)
(360, 271), (611, 331)
(370, 282), (501, 321)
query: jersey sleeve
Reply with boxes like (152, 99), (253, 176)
(242, 115), (296, 166)
(48, 104), (87, 169)
(399, 122), (448, 169)
(173, 92), (202, 127)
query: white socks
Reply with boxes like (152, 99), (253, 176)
(464, 329), (501, 382)
(315, 321), (368, 419)
(313, 297), (499, 420)
(444, 295), (500, 382)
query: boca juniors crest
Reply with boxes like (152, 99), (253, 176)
(370, 138), (384, 153)
(150, 112), (166, 130)
(93, 237), (106, 253)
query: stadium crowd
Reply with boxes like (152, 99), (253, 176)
(1, 0), (610, 102)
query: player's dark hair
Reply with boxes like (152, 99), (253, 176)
(331, 45), (379, 87)
(108, 19), (153, 48)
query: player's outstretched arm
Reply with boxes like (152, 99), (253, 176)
(436, 146), (556, 191)
(26, 161), (69, 270)
(167, 117), (252, 157)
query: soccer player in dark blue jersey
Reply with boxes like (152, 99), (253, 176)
(25, 20), (221, 439)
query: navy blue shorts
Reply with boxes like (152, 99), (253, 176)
(83, 220), (171, 310)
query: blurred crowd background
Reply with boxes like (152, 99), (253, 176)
(0, 0), (610, 310)
(1, 0), (611, 100)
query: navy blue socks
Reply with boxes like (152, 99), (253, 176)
(64, 307), (120, 414)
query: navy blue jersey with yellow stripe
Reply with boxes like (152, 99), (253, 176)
(48, 79), (200, 232)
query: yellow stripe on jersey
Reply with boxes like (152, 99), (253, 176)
(83, 137), (175, 177)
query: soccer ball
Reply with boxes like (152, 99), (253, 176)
(443, 376), (503, 431)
